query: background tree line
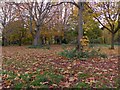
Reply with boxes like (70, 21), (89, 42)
(0, 1), (119, 49)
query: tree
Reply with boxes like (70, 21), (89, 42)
(66, 2), (102, 45)
(77, 2), (84, 51)
(0, 2), (16, 46)
(60, 3), (73, 44)
(52, 1), (84, 51)
(3, 20), (27, 46)
(46, 3), (72, 44)
(83, 6), (102, 44)
(87, 2), (120, 49)
(25, 1), (54, 46)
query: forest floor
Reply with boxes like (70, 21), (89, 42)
(1, 45), (119, 89)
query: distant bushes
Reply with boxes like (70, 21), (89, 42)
(28, 45), (50, 50)
(0, 40), (2, 46)
(89, 37), (103, 44)
(59, 48), (107, 60)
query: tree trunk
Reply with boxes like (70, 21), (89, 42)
(2, 36), (5, 46)
(33, 36), (38, 46)
(29, 14), (34, 38)
(19, 38), (22, 46)
(111, 33), (115, 49)
(77, 2), (84, 51)
(33, 27), (40, 46)
(2, 36), (7, 46)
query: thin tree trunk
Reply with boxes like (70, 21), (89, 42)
(2, 36), (7, 46)
(2, 36), (5, 46)
(77, 2), (83, 51)
(29, 15), (34, 38)
(19, 38), (22, 46)
(2, 31), (6, 46)
(111, 33), (115, 49)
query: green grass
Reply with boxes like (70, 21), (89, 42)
(28, 45), (50, 49)
(28, 45), (43, 49)
(78, 73), (90, 79)
(3, 59), (13, 65)
(2, 70), (64, 88)
(14, 83), (24, 90)
(31, 75), (48, 86)
(74, 82), (90, 88)
(89, 44), (120, 47)
(44, 72), (64, 84)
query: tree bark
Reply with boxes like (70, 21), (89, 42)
(33, 27), (40, 46)
(33, 36), (38, 46)
(111, 33), (115, 49)
(2, 35), (4, 46)
(2, 36), (7, 46)
(77, 2), (84, 51)
(19, 39), (22, 46)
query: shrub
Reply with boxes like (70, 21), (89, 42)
(76, 50), (90, 60)
(59, 48), (107, 60)
(89, 49), (99, 57)
(42, 45), (51, 50)
(0, 40), (2, 46)
(28, 45), (43, 49)
(99, 53), (107, 58)
(61, 44), (67, 49)
(58, 48), (76, 59)
(28, 45), (50, 50)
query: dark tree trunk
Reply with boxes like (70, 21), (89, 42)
(111, 33), (115, 49)
(41, 36), (44, 45)
(8, 40), (11, 45)
(45, 37), (47, 45)
(2, 36), (7, 46)
(19, 39), (22, 46)
(2, 36), (5, 46)
(63, 33), (67, 44)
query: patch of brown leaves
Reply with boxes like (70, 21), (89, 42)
(2, 45), (119, 88)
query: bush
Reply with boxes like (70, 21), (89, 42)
(61, 44), (67, 49)
(28, 45), (43, 49)
(58, 48), (76, 59)
(99, 53), (107, 58)
(0, 40), (2, 46)
(76, 50), (90, 60)
(42, 45), (51, 50)
(28, 45), (50, 50)
(59, 48), (107, 60)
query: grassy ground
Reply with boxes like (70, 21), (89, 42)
(90, 44), (119, 56)
(2, 45), (119, 89)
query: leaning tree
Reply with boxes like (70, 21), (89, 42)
(87, 2), (120, 49)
